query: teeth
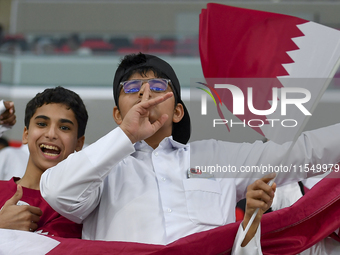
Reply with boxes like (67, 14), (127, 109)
(40, 144), (60, 151)
(44, 152), (59, 157)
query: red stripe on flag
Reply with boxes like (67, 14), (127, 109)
(199, 4), (307, 79)
(199, 4), (309, 137)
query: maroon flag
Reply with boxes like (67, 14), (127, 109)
(200, 5), (306, 79)
(199, 3), (340, 143)
(0, 175), (333, 254)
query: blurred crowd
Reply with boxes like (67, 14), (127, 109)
(0, 26), (199, 57)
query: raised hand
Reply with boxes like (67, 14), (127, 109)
(241, 173), (276, 246)
(0, 185), (42, 232)
(119, 84), (173, 144)
(0, 101), (16, 126)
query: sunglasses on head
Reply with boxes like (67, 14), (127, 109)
(120, 78), (171, 94)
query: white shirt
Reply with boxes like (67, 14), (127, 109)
(40, 124), (340, 254)
(271, 183), (303, 211)
(0, 145), (29, 180)
(0, 101), (5, 115)
(273, 172), (338, 255)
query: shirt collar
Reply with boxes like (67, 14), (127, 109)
(134, 136), (188, 151)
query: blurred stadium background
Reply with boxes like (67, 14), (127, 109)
(1, 0), (340, 145)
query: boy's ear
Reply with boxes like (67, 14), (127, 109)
(22, 126), (28, 144)
(75, 136), (85, 152)
(113, 106), (123, 125)
(173, 103), (184, 123)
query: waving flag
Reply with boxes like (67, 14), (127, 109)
(199, 3), (340, 144)
(198, 3), (340, 252)
(1, 174), (340, 254)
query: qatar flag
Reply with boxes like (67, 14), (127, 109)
(1, 175), (340, 254)
(199, 3), (340, 144)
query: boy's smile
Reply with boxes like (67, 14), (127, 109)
(22, 103), (84, 173)
(39, 143), (61, 158)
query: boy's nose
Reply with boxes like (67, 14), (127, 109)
(139, 82), (151, 97)
(45, 126), (58, 140)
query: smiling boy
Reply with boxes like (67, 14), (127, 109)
(0, 87), (87, 238)
(41, 54), (340, 254)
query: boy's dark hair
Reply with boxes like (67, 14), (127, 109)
(24, 86), (88, 138)
(115, 53), (178, 107)
(113, 53), (191, 144)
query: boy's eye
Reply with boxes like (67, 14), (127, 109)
(60, 126), (70, 131)
(126, 88), (140, 93)
(151, 87), (164, 92)
(37, 122), (47, 127)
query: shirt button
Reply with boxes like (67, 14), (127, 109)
(154, 152), (158, 156)
(167, 208), (172, 213)
(161, 177), (166, 181)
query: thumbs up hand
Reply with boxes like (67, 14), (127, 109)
(0, 185), (43, 231)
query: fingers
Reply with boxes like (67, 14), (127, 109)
(138, 83), (173, 111)
(17, 211), (40, 232)
(150, 113), (169, 132)
(29, 212), (42, 224)
(27, 205), (43, 217)
(241, 174), (277, 247)
(5, 185), (24, 206)
(120, 88), (174, 144)
(29, 222), (39, 232)
(0, 205), (42, 232)
(261, 173), (277, 185)
(141, 84), (151, 102)
(5, 185), (42, 216)
(248, 188), (272, 203)
(0, 185), (43, 232)
(3, 101), (15, 113)
(141, 92), (174, 110)
(246, 173), (276, 214)
(0, 101), (16, 126)
(142, 92), (173, 132)
(16, 205), (42, 232)
(250, 177), (275, 197)
(248, 173), (276, 194)
(0, 114), (16, 126)
(246, 190), (272, 211)
(272, 182), (277, 193)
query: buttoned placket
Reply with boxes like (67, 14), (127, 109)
(149, 138), (190, 242)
